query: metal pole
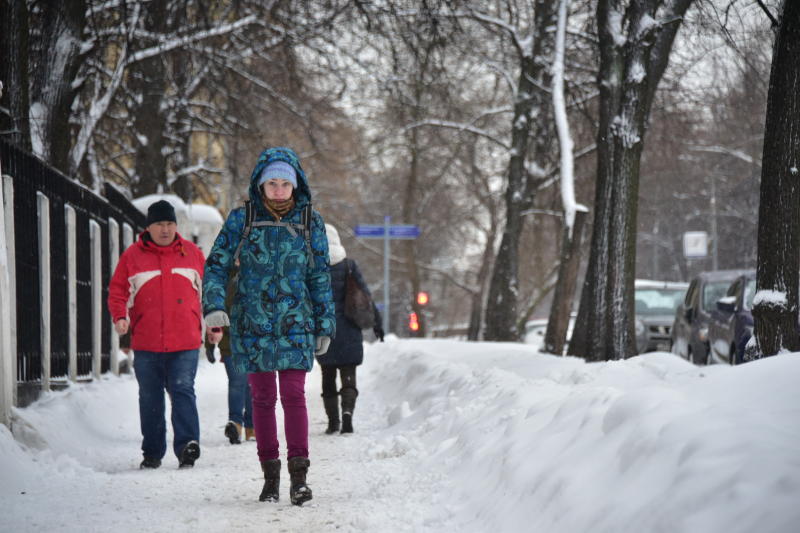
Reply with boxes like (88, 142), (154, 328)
(711, 175), (718, 271)
(383, 215), (390, 334)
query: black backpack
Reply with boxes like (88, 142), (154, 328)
(233, 200), (314, 262)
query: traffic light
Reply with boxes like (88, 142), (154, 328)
(408, 312), (420, 332)
(416, 291), (429, 306)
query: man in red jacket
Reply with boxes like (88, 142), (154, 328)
(108, 199), (206, 470)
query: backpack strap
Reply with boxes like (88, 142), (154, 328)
(232, 200), (255, 263)
(251, 220), (303, 237)
(233, 201), (314, 261)
(302, 204), (314, 258)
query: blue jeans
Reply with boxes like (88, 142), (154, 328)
(133, 350), (200, 459)
(224, 356), (253, 428)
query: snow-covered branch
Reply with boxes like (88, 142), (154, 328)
(405, 119), (510, 150)
(689, 145), (761, 166)
(126, 15), (258, 65)
(552, 0), (579, 232)
(167, 161), (225, 186)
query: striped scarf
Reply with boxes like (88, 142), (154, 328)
(263, 197), (295, 221)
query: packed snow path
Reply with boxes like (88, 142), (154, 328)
(2, 339), (799, 533)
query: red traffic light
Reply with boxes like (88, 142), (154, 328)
(408, 312), (420, 331)
(416, 291), (429, 305)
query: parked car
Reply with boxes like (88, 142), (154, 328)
(634, 279), (689, 354)
(707, 271), (755, 365)
(671, 269), (752, 365)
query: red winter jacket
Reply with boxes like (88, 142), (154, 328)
(108, 231), (206, 353)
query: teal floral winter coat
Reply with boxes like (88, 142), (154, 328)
(202, 147), (335, 373)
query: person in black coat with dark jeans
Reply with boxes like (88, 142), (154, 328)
(317, 224), (384, 433)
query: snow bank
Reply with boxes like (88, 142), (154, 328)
(363, 340), (800, 533)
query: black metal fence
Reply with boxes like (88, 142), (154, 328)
(1, 140), (145, 406)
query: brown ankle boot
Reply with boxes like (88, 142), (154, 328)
(225, 422), (242, 444)
(245, 427), (256, 441)
(288, 456), (312, 505)
(259, 459), (280, 502)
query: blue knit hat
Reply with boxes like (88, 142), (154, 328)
(258, 161), (297, 188)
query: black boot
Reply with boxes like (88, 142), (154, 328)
(259, 459), (280, 502)
(340, 387), (358, 434)
(323, 396), (340, 434)
(178, 441), (200, 468)
(225, 421), (242, 444)
(288, 456), (312, 505)
(140, 456), (161, 469)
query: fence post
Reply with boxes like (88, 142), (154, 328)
(0, 172), (14, 428)
(120, 222), (134, 372)
(108, 218), (120, 375)
(3, 175), (17, 407)
(37, 192), (51, 392)
(65, 205), (78, 382)
(90, 220), (102, 379)
(123, 223), (133, 250)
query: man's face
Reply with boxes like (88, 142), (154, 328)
(147, 221), (177, 246)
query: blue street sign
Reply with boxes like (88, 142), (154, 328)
(353, 224), (420, 239)
(353, 224), (385, 238)
(389, 225), (420, 239)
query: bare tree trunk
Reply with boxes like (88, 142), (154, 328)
(467, 223), (498, 341)
(483, 0), (556, 341)
(0, 0), (30, 150)
(750, 0), (800, 359)
(28, 0), (86, 171)
(544, 209), (587, 354)
(568, 0), (693, 361)
(464, 139), (499, 341)
(129, 1), (170, 197)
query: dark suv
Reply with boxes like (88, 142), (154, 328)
(707, 271), (755, 365)
(671, 269), (752, 365)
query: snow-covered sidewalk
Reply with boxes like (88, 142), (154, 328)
(2, 339), (799, 532)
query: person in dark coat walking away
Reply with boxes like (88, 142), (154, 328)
(318, 224), (384, 434)
(205, 267), (254, 445)
(108, 199), (205, 470)
(203, 147), (335, 506)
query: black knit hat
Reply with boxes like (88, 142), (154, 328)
(146, 200), (177, 225)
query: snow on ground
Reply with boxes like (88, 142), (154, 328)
(1, 339), (799, 533)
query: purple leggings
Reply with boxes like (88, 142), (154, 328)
(248, 369), (309, 461)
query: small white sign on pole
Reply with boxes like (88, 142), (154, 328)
(683, 231), (708, 259)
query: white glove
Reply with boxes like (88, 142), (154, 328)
(205, 310), (230, 327)
(315, 336), (331, 356)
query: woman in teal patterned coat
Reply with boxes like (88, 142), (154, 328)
(203, 146), (335, 506)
